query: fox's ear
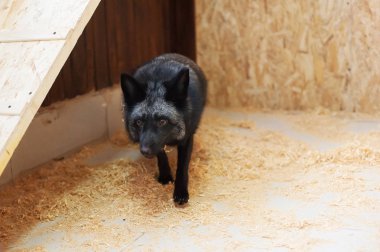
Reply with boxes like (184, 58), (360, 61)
(165, 68), (189, 102)
(120, 73), (145, 106)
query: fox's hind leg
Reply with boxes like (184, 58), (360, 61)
(173, 135), (194, 205)
(157, 151), (173, 185)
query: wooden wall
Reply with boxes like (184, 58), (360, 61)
(196, 0), (380, 113)
(43, 0), (195, 106)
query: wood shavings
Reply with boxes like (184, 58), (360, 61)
(229, 120), (256, 129)
(109, 129), (129, 146)
(1, 109), (380, 250)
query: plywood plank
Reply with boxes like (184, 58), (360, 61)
(0, 0), (101, 175)
(0, 41), (65, 103)
(0, 0), (14, 27)
(0, 116), (19, 157)
(0, 29), (66, 43)
(1, 0), (89, 33)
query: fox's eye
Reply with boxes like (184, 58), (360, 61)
(158, 119), (167, 127)
(136, 119), (143, 127)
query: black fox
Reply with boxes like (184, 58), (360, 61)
(120, 53), (207, 205)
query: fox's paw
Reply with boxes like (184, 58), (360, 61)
(157, 174), (173, 185)
(173, 189), (189, 205)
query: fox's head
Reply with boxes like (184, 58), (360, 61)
(120, 68), (189, 158)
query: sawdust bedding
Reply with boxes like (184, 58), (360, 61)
(1, 108), (380, 250)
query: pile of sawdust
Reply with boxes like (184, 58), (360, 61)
(1, 109), (380, 250)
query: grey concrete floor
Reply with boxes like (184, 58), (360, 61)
(5, 108), (380, 251)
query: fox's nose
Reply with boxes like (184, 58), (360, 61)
(140, 145), (154, 158)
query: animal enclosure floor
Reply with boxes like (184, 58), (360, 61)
(2, 108), (380, 251)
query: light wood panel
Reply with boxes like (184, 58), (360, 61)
(0, 0), (100, 175)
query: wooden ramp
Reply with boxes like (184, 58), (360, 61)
(0, 0), (100, 175)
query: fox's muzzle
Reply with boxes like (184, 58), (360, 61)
(139, 132), (164, 158)
(140, 144), (155, 159)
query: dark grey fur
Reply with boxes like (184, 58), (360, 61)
(121, 53), (207, 205)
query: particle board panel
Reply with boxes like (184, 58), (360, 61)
(196, 0), (380, 112)
(0, 0), (101, 175)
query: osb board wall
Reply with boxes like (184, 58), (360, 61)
(196, 0), (380, 112)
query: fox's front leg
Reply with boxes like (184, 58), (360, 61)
(173, 135), (194, 205)
(157, 151), (173, 185)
